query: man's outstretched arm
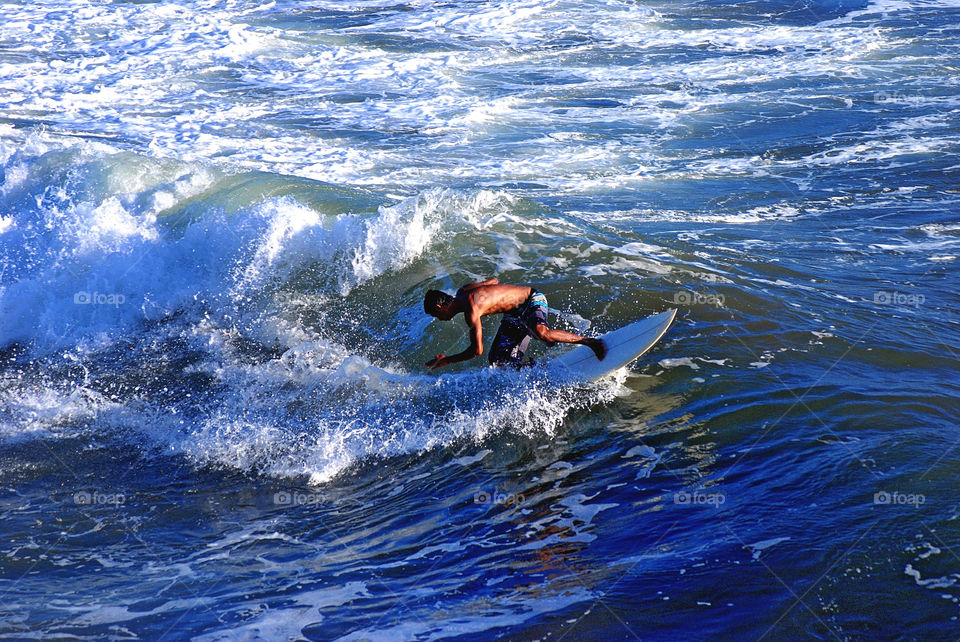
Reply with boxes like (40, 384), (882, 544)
(426, 317), (484, 369)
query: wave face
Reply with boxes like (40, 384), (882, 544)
(0, 142), (603, 480)
(1, 0), (959, 639)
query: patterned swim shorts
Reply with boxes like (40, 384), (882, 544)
(488, 290), (548, 366)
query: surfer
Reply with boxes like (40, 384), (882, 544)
(423, 279), (606, 369)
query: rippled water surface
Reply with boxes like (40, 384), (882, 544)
(1, 0), (959, 639)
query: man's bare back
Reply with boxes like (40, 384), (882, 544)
(423, 278), (606, 369)
(454, 281), (532, 316)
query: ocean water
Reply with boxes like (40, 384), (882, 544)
(1, 0), (958, 638)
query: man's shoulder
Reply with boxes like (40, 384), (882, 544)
(458, 279), (508, 295)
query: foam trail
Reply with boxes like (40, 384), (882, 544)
(0, 144), (620, 483)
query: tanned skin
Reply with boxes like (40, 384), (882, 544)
(424, 278), (606, 369)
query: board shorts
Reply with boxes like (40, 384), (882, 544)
(489, 290), (549, 366)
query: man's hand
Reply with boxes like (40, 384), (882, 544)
(585, 338), (607, 361)
(426, 316), (483, 370)
(425, 354), (447, 369)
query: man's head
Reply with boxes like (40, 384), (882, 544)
(424, 289), (455, 320)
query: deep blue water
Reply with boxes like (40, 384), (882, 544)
(1, 0), (959, 639)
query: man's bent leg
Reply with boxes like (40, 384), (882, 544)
(533, 324), (606, 360)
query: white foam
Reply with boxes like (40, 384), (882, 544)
(194, 582), (370, 642)
(453, 449), (492, 466)
(745, 536), (791, 560)
(905, 563), (960, 589)
(0, 383), (117, 442)
(337, 586), (593, 641)
(0, 0), (920, 193)
(623, 444), (656, 459)
(658, 357), (699, 370)
(825, 0), (960, 25)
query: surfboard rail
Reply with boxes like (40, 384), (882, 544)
(549, 309), (677, 382)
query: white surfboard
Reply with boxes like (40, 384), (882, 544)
(549, 309), (677, 382)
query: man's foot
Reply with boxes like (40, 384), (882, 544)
(585, 338), (606, 361)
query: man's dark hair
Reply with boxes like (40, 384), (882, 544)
(424, 289), (454, 314)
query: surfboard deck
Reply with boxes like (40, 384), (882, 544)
(548, 309), (676, 382)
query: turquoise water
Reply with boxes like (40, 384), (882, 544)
(1, 0), (959, 639)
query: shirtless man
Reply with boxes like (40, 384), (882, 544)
(423, 278), (606, 369)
